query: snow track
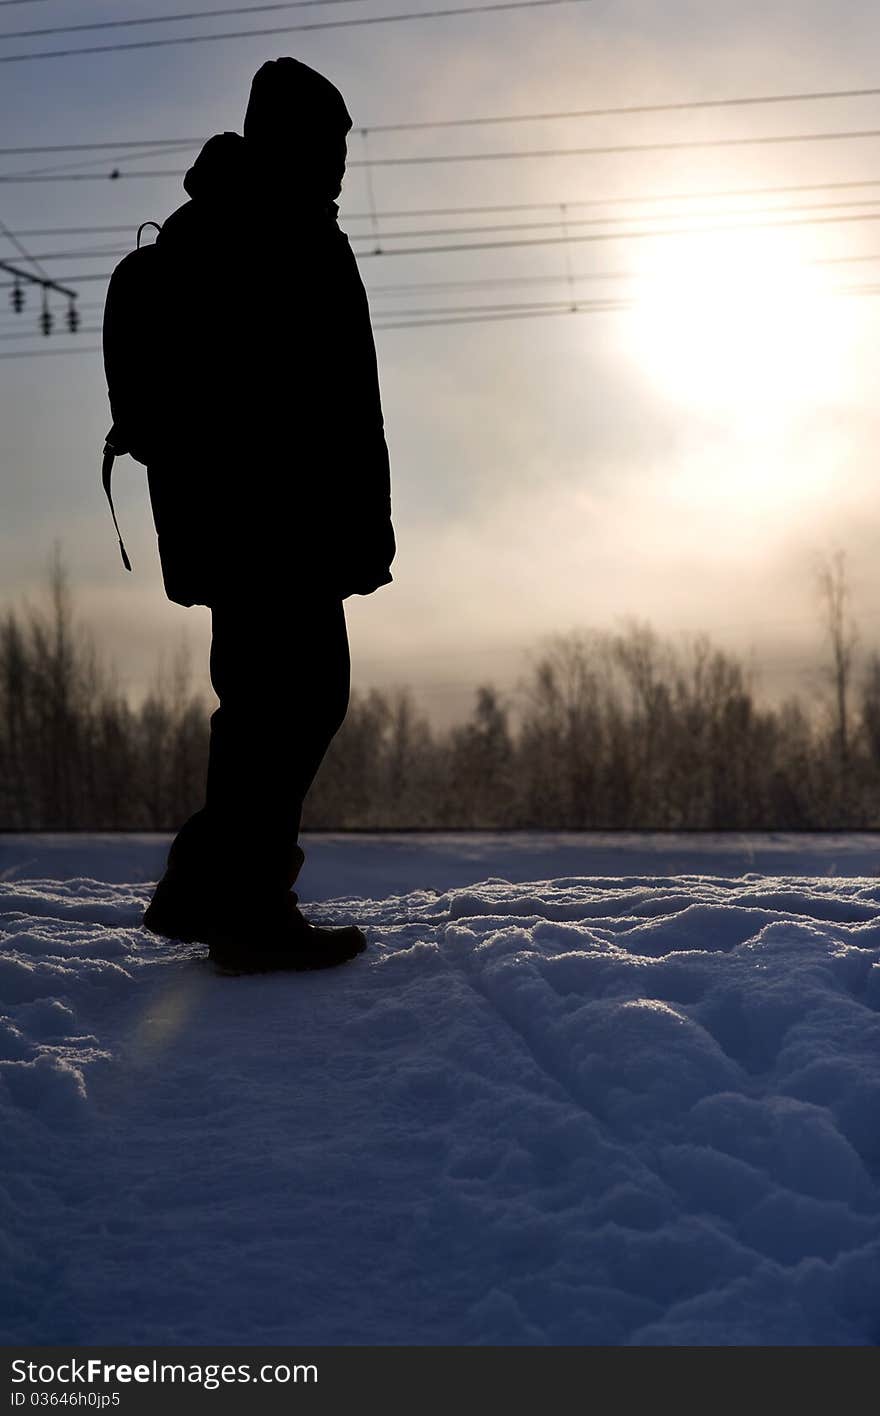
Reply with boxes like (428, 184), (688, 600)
(1, 870), (879, 1344)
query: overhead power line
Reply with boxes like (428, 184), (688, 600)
(2, 142), (207, 185)
(18, 197), (880, 263)
(1, 243), (139, 262)
(9, 178), (880, 238)
(0, 321), (95, 340)
(369, 271), (639, 295)
(5, 247), (878, 320)
(0, 345), (101, 359)
(4, 257), (878, 325)
(373, 304), (629, 330)
(0, 225), (138, 236)
(0, 321), (100, 341)
(357, 86), (880, 130)
(10, 207), (880, 293)
(0, 0), (378, 41)
(9, 209), (880, 285)
(10, 82), (880, 145)
(17, 246), (877, 289)
(378, 297), (629, 317)
(3, 302), (621, 337)
(354, 128), (880, 164)
(0, 142), (202, 155)
(8, 279), (880, 355)
(9, 127), (880, 182)
(375, 283), (880, 327)
(0, 0), (591, 62)
(353, 209), (880, 257)
(346, 178), (880, 214)
(349, 197), (880, 243)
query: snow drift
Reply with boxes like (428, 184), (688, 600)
(1, 856), (879, 1345)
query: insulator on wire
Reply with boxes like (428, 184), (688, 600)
(66, 300), (80, 334)
(40, 290), (53, 337)
(10, 280), (24, 314)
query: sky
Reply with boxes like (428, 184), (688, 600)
(4, 0), (880, 724)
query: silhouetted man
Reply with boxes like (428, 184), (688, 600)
(120, 59), (394, 972)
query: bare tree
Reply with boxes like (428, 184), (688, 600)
(447, 685), (516, 826)
(8, 549), (880, 830)
(817, 549), (858, 775)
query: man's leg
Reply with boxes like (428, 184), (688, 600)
(204, 593), (351, 898)
(149, 594), (350, 915)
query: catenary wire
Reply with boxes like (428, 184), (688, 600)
(6, 249), (880, 320)
(11, 178), (880, 236)
(350, 209), (880, 256)
(17, 197), (880, 263)
(374, 285), (880, 326)
(10, 248), (880, 320)
(328, 197), (880, 242)
(350, 86), (880, 130)
(10, 82), (880, 139)
(0, 0), (592, 63)
(0, 0), (394, 41)
(0, 344), (102, 357)
(9, 126), (880, 181)
(2, 143), (213, 184)
(340, 129), (880, 164)
(1, 274), (872, 344)
(9, 227), (880, 290)
(13, 247), (878, 288)
(8, 277), (880, 354)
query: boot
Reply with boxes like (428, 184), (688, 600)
(141, 871), (228, 943)
(207, 904), (367, 975)
(143, 810), (306, 933)
(145, 881), (366, 972)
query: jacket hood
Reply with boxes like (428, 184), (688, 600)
(180, 129), (341, 216)
(182, 131), (247, 202)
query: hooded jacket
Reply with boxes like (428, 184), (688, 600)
(140, 69), (394, 609)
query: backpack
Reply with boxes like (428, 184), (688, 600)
(101, 221), (163, 571)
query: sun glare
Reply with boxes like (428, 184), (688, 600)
(624, 229), (858, 416)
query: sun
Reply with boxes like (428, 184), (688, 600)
(623, 228), (857, 417)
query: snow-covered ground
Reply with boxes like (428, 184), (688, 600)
(1, 833), (879, 1346)
(5, 829), (880, 893)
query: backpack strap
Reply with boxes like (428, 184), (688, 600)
(136, 221), (162, 248)
(102, 440), (132, 572)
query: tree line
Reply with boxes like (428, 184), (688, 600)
(2, 551), (878, 831)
